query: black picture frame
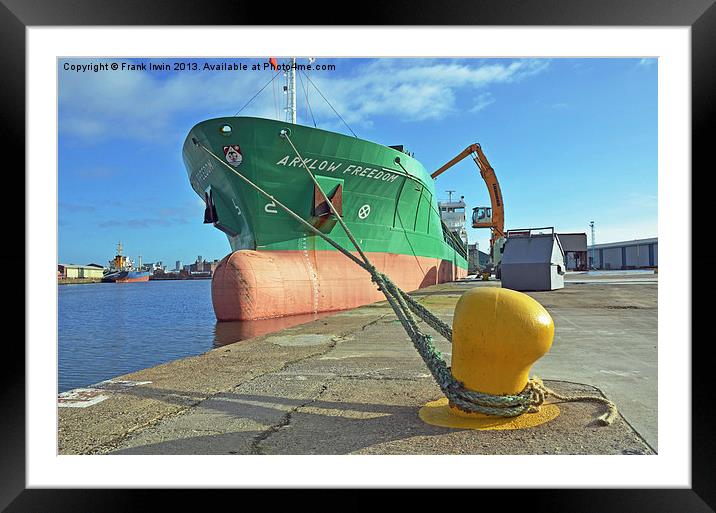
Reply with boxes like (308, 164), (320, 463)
(2, 1), (706, 510)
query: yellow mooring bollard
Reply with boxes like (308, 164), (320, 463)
(419, 287), (561, 430)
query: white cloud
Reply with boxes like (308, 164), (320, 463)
(637, 58), (656, 68)
(59, 58), (550, 144)
(304, 59), (549, 126)
(469, 92), (495, 113)
(59, 58), (276, 143)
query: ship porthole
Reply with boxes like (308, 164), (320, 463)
(219, 124), (233, 136)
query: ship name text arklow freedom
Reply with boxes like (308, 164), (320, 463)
(275, 155), (400, 183)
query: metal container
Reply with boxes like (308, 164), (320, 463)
(500, 227), (565, 291)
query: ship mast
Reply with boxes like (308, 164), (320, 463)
(286, 57), (297, 124)
(114, 241), (123, 270)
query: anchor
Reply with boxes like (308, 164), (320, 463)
(203, 190), (218, 224)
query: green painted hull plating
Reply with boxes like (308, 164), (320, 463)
(182, 117), (468, 270)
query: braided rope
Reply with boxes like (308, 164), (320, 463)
(194, 135), (618, 424)
(374, 271), (617, 423)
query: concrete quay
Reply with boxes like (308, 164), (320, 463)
(59, 272), (657, 455)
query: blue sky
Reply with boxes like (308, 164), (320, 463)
(58, 57), (657, 265)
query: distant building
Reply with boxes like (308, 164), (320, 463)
(189, 258), (220, 274)
(175, 260), (182, 271)
(467, 243), (490, 274)
(143, 261), (167, 274)
(58, 264), (105, 279)
(556, 233), (588, 271)
(588, 237), (658, 270)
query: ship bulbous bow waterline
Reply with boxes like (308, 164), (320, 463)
(212, 250), (466, 321)
(182, 116), (469, 322)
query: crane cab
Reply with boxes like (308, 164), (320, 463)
(472, 206), (494, 228)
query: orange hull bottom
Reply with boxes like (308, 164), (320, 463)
(116, 276), (149, 283)
(212, 250), (467, 321)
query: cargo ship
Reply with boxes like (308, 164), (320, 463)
(101, 242), (150, 283)
(182, 59), (468, 321)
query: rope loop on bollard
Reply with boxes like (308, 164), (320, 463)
(192, 133), (619, 425)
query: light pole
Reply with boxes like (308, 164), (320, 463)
(589, 221), (595, 270)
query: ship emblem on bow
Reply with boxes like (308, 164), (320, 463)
(223, 145), (243, 167)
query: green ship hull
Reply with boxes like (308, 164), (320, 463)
(182, 117), (468, 320)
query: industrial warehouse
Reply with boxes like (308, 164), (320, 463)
(57, 263), (104, 280)
(588, 237), (658, 270)
(467, 234), (657, 274)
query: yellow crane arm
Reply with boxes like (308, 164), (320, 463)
(431, 143), (505, 246)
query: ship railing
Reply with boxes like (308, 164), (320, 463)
(441, 220), (468, 260)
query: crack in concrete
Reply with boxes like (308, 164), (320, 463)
(359, 313), (389, 331)
(249, 383), (330, 455)
(91, 402), (203, 455)
(340, 374), (428, 382)
(96, 313), (387, 455)
(246, 315), (391, 455)
(245, 316), (393, 455)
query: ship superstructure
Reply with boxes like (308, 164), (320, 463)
(102, 242), (150, 283)
(438, 192), (469, 249)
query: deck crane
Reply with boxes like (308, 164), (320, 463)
(431, 143), (506, 273)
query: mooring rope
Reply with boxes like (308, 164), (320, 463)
(192, 133), (617, 425)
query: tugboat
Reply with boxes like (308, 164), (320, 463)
(101, 242), (150, 283)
